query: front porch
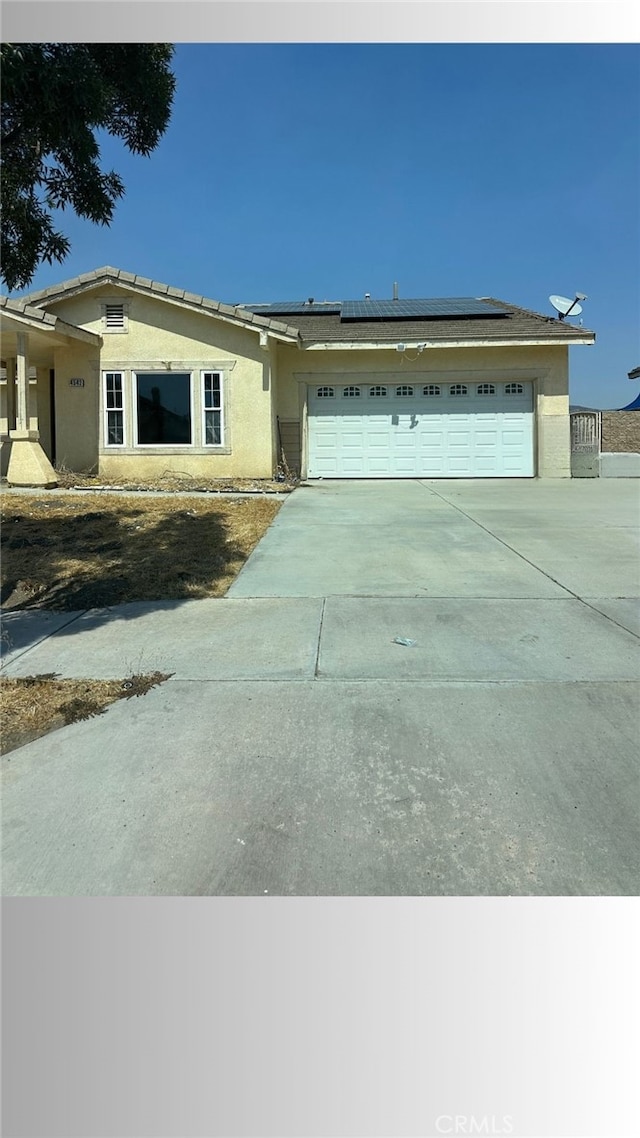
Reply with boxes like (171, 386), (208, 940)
(0, 299), (101, 486)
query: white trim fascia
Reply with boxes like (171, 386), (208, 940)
(300, 337), (595, 351)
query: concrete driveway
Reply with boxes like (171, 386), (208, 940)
(2, 479), (638, 895)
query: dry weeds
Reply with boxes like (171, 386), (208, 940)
(1, 489), (281, 751)
(54, 468), (297, 494)
(1, 672), (172, 755)
(1, 491), (281, 610)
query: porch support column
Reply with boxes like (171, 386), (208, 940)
(5, 357), (17, 431)
(7, 331), (58, 488)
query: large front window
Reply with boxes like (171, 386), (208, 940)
(103, 370), (226, 448)
(135, 372), (192, 445)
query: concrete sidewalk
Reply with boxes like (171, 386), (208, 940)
(2, 478), (639, 896)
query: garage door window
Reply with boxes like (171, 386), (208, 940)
(477, 384), (496, 395)
(396, 385), (414, 397)
(505, 383), (524, 395)
(450, 384), (468, 396)
(342, 386), (361, 397)
(369, 386), (388, 397)
(423, 384), (441, 396)
(316, 386), (335, 398)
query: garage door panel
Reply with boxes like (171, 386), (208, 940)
(308, 383), (534, 477)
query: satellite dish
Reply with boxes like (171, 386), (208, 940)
(549, 293), (587, 321)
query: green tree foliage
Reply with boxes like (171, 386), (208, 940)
(1, 43), (176, 292)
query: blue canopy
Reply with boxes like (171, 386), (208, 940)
(619, 391), (640, 410)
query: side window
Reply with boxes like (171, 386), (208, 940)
(203, 372), (223, 445)
(104, 372), (124, 445)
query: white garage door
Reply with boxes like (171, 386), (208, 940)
(307, 380), (534, 478)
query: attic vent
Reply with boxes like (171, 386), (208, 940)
(105, 303), (125, 329)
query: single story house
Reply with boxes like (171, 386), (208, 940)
(0, 267), (595, 486)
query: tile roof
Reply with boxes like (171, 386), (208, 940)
(0, 295), (101, 341)
(19, 270), (596, 348)
(2, 296), (61, 327)
(274, 297), (595, 345)
(21, 267), (301, 340)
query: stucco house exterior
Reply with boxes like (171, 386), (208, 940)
(1, 267), (595, 486)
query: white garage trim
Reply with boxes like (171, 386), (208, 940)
(307, 380), (534, 478)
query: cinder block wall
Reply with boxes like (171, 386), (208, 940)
(601, 411), (640, 453)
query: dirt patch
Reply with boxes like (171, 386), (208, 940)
(1, 491), (281, 611)
(1, 671), (172, 755)
(53, 469), (298, 494)
(1, 489), (280, 753)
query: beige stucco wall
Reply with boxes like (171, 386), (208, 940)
(35, 367), (53, 460)
(51, 344), (101, 472)
(275, 341), (571, 477)
(44, 287), (276, 478)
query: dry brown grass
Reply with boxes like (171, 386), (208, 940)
(54, 468), (297, 494)
(1, 491), (281, 610)
(1, 488), (281, 751)
(1, 672), (172, 755)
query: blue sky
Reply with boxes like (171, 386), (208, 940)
(20, 43), (640, 409)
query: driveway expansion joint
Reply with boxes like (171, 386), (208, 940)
(313, 598), (326, 678)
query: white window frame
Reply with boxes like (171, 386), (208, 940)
(132, 370), (195, 448)
(505, 383), (525, 395)
(476, 383), (496, 396)
(103, 371), (126, 447)
(423, 384), (441, 396)
(342, 386), (361, 398)
(450, 384), (468, 396)
(369, 385), (388, 397)
(202, 370), (224, 447)
(316, 386), (335, 398)
(395, 385), (414, 397)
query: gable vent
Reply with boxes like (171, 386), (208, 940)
(105, 303), (125, 329)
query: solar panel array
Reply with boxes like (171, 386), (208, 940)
(241, 297), (510, 321)
(341, 298), (509, 320)
(243, 301), (342, 316)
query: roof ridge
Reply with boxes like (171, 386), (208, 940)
(19, 267), (301, 339)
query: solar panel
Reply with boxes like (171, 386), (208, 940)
(240, 297), (510, 321)
(341, 298), (509, 320)
(242, 301), (342, 316)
